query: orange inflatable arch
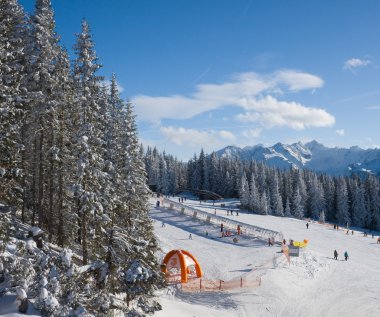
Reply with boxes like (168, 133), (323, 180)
(161, 249), (203, 283)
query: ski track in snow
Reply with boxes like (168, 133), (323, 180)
(153, 197), (380, 317)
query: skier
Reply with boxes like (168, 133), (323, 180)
(161, 221), (165, 227)
(334, 224), (336, 230)
(189, 233), (192, 240)
(306, 222), (309, 229)
(220, 223), (224, 232)
(344, 251), (349, 261)
(334, 249), (338, 260)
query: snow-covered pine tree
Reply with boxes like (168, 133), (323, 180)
(249, 173), (259, 212)
(284, 198), (292, 217)
(319, 210), (326, 223)
(308, 173), (325, 220)
(0, 0), (28, 210)
(72, 20), (107, 264)
(25, 0), (61, 229)
(116, 100), (164, 314)
(292, 186), (304, 219)
(239, 172), (250, 209)
(269, 170), (284, 216)
(364, 175), (380, 230)
(351, 181), (367, 227)
(336, 177), (350, 226)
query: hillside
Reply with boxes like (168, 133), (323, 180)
(151, 197), (380, 317)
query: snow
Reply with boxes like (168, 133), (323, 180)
(29, 227), (43, 237)
(0, 294), (40, 317)
(152, 197), (380, 317)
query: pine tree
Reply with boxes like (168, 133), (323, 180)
(0, 0), (28, 209)
(336, 177), (350, 226)
(284, 198), (292, 217)
(292, 186), (304, 219)
(72, 20), (106, 264)
(239, 173), (250, 209)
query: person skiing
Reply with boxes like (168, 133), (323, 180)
(306, 222), (309, 229)
(344, 251), (349, 261)
(334, 249), (338, 260)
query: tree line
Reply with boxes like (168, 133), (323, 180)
(145, 148), (380, 230)
(1, 0), (162, 315)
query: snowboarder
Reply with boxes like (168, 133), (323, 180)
(306, 223), (309, 229)
(189, 234), (192, 240)
(344, 251), (349, 261)
(334, 249), (338, 260)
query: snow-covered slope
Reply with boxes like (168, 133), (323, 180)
(216, 140), (380, 175)
(152, 197), (380, 317)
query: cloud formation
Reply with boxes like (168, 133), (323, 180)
(343, 58), (371, 71)
(236, 96), (335, 129)
(133, 70), (326, 126)
(160, 126), (236, 147)
(336, 129), (345, 136)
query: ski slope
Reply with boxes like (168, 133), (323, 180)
(152, 197), (380, 317)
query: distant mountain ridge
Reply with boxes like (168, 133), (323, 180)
(215, 141), (380, 176)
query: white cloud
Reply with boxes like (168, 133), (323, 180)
(336, 129), (345, 136)
(219, 130), (236, 141)
(236, 96), (335, 130)
(343, 58), (371, 71)
(273, 70), (324, 91)
(133, 69), (325, 124)
(160, 126), (235, 147)
(242, 128), (262, 138)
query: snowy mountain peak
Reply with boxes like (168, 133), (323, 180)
(216, 141), (380, 176)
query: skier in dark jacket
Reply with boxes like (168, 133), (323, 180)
(334, 249), (338, 260)
(344, 251), (349, 261)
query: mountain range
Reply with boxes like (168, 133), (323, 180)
(215, 140), (380, 176)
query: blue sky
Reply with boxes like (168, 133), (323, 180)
(20, 0), (380, 160)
